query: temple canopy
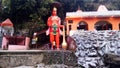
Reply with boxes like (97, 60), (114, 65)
(66, 5), (120, 18)
(1, 18), (13, 27)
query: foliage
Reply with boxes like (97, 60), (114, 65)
(1, 0), (54, 26)
(2, 0), (11, 13)
(29, 0), (54, 25)
(27, 0), (55, 33)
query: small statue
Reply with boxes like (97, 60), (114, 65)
(46, 7), (63, 50)
(32, 33), (38, 48)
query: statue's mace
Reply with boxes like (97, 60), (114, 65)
(62, 26), (67, 50)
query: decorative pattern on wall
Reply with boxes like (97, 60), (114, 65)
(71, 30), (120, 68)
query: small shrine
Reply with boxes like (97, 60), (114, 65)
(66, 5), (120, 35)
(1, 18), (14, 36)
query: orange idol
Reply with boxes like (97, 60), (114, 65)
(46, 7), (63, 50)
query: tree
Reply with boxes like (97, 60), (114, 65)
(0, 0), (3, 20)
(29, 0), (54, 30)
(1, 0), (54, 30)
(1, 0), (11, 20)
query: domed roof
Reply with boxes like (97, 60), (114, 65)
(97, 5), (108, 11)
(76, 5), (82, 13)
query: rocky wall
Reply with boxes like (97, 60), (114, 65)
(71, 30), (120, 68)
(0, 50), (78, 68)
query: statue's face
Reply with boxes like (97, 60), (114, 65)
(52, 10), (57, 16)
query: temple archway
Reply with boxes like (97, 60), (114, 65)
(77, 21), (88, 30)
(95, 21), (112, 30)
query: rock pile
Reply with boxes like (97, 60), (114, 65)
(71, 30), (120, 68)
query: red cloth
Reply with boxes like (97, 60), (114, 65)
(5, 36), (25, 45)
(16, 36), (25, 45)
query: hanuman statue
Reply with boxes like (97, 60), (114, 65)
(46, 7), (63, 50)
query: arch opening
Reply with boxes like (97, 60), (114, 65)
(77, 21), (88, 30)
(95, 21), (112, 31)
